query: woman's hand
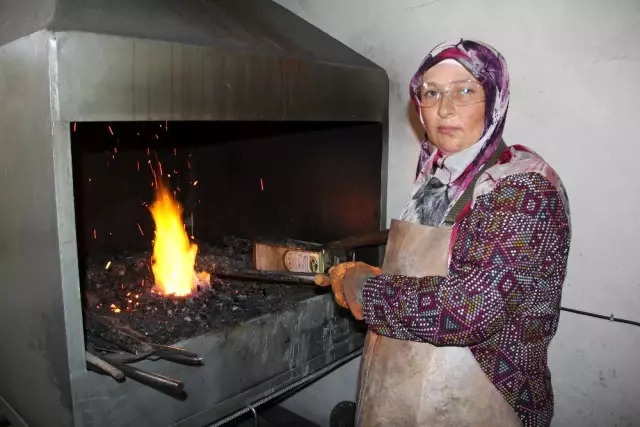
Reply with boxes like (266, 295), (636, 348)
(316, 261), (381, 320)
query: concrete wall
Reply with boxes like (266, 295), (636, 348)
(274, 0), (640, 426)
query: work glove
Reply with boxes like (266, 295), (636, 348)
(316, 261), (381, 320)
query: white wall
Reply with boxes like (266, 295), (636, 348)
(274, 0), (640, 426)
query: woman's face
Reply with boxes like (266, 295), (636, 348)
(419, 62), (486, 154)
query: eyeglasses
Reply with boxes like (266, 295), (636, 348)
(416, 80), (485, 108)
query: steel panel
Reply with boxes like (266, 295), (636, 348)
(54, 32), (387, 123)
(0, 31), (75, 427)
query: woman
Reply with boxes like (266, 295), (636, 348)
(322, 39), (571, 427)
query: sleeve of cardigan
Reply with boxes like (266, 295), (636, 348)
(361, 172), (569, 346)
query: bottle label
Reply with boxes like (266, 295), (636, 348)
(283, 250), (321, 273)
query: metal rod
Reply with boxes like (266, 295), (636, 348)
(247, 405), (259, 427)
(561, 307), (640, 328)
(106, 357), (186, 397)
(213, 269), (318, 286)
(323, 229), (389, 251)
(85, 351), (125, 381)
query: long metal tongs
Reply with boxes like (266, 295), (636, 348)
(84, 311), (203, 365)
(85, 346), (186, 398)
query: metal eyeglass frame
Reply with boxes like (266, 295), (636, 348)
(416, 79), (485, 108)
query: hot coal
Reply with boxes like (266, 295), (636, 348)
(83, 237), (320, 346)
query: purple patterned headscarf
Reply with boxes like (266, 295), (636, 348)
(400, 39), (511, 226)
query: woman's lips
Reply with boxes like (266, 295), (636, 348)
(437, 126), (461, 134)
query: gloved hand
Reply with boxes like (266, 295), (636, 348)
(317, 261), (381, 320)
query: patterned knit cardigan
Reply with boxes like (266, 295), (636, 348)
(362, 145), (571, 427)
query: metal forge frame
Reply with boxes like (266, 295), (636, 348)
(0, 1), (389, 426)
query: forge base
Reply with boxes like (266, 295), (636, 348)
(74, 292), (365, 427)
(76, 236), (365, 427)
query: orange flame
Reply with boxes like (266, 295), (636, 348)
(148, 182), (198, 297)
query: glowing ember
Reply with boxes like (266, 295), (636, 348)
(148, 182), (198, 297)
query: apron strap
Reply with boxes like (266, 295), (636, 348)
(443, 139), (508, 226)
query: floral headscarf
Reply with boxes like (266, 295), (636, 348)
(400, 39), (511, 225)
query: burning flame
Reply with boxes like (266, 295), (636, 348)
(148, 182), (198, 297)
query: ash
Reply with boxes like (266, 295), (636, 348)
(83, 237), (319, 345)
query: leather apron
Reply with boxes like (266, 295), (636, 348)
(355, 218), (523, 427)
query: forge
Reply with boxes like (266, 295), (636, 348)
(0, 1), (388, 426)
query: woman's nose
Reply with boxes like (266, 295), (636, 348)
(437, 94), (455, 118)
